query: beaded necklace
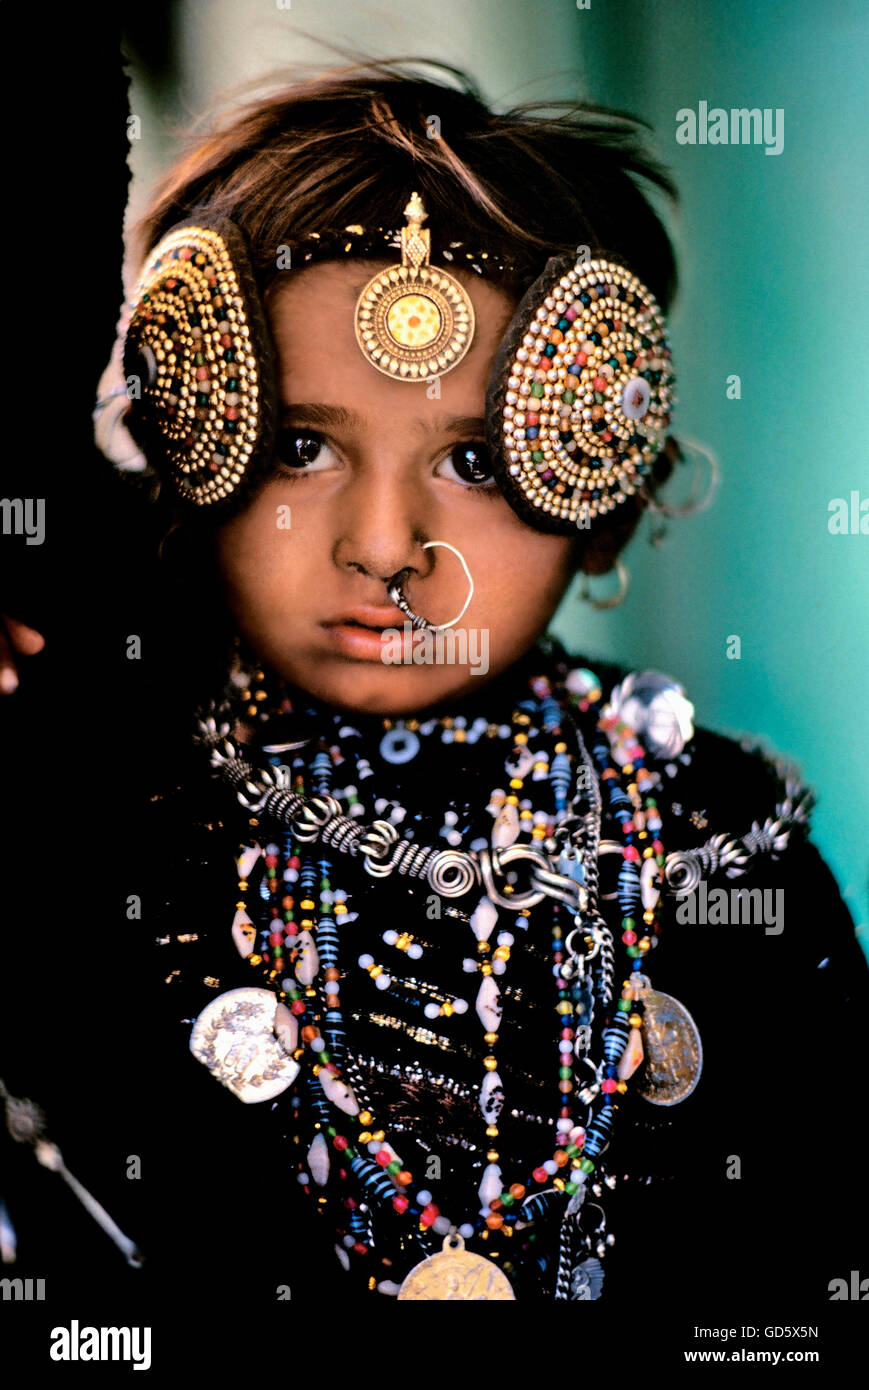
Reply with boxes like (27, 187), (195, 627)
(191, 652), (687, 1301)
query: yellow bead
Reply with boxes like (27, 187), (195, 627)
(372, 1130), (384, 1142)
(485, 1125), (499, 1138)
(358, 1131), (372, 1144)
(554, 742), (567, 754)
(629, 1014), (642, 1028)
(505, 795), (519, 806)
(509, 778), (522, 791)
(250, 954), (262, 966)
(300, 899), (315, 910)
(481, 962), (493, 975)
(514, 732), (528, 745)
(487, 1150), (499, 1162)
(617, 1081), (628, 1093)
(484, 1032), (498, 1045)
(483, 1056), (498, 1070)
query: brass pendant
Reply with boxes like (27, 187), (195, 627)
(189, 986), (300, 1103)
(354, 193), (475, 380)
(397, 1232), (515, 1300)
(635, 988), (703, 1106)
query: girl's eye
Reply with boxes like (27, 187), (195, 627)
(274, 429), (337, 472)
(436, 441), (496, 489)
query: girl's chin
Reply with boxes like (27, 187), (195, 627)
(281, 657), (494, 716)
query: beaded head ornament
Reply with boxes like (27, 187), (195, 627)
(119, 196), (675, 530)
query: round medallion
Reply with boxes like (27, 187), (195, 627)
(189, 986), (300, 1103)
(397, 1233), (515, 1300)
(635, 989), (703, 1105)
(355, 266), (474, 379)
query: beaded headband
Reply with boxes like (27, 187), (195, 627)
(120, 197), (675, 530)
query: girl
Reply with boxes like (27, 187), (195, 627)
(15, 59), (868, 1310)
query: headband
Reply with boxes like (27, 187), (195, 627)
(120, 194), (675, 533)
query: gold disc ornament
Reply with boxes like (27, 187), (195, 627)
(397, 1232), (515, 1300)
(354, 193), (475, 380)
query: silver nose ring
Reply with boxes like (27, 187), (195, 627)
(387, 541), (474, 632)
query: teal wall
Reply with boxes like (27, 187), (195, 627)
(551, 0), (869, 958)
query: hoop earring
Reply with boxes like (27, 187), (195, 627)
(578, 558), (630, 610)
(387, 541), (474, 632)
(646, 436), (720, 520)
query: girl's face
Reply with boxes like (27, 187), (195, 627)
(215, 261), (577, 715)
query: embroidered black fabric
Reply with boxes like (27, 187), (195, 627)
(3, 643), (867, 1312)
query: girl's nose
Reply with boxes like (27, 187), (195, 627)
(331, 464), (432, 585)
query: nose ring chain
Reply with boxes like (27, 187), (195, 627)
(387, 540), (474, 632)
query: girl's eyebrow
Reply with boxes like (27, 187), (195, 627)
(279, 402), (486, 437)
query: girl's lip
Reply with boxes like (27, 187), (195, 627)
(319, 621), (398, 662)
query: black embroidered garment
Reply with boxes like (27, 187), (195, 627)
(124, 643), (869, 1304)
(3, 643), (866, 1311)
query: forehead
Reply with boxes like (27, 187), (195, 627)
(263, 260), (516, 406)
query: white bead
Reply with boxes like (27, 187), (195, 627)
(452, 998), (468, 1014)
(358, 954), (374, 969)
(368, 1140), (382, 1155)
(476, 975), (502, 1032)
(497, 932), (514, 947)
(417, 1189), (432, 1207)
(433, 1215), (451, 1236)
(543, 1159), (559, 1176)
(307, 1132), (330, 1186)
(407, 944), (423, 960)
(294, 930), (319, 986)
(424, 1003), (440, 1019)
(318, 1071), (359, 1116)
(375, 974), (391, 990)
(478, 1162), (503, 1214)
(470, 895), (498, 942)
(492, 958), (507, 976)
(383, 930), (398, 945)
(459, 1223), (475, 1240)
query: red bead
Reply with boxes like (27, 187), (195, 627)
(533, 1166), (548, 1184)
(353, 1242), (368, 1256)
(268, 931), (283, 947)
(265, 854), (279, 868)
(375, 1149), (391, 1166)
(393, 1195), (409, 1213)
(290, 1000), (306, 1015)
(332, 1135), (348, 1151)
(622, 930), (637, 945)
(289, 856), (301, 869)
(602, 1078), (618, 1093)
(652, 839), (664, 854)
(623, 845), (640, 863)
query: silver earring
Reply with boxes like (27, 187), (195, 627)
(578, 558), (630, 610)
(387, 541), (474, 632)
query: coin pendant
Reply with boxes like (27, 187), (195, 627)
(397, 1233), (515, 1300)
(189, 986), (300, 1103)
(635, 989), (703, 1105)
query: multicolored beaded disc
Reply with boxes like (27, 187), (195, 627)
(122, 219), (276, 507)
(486, 253), (676, 533)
